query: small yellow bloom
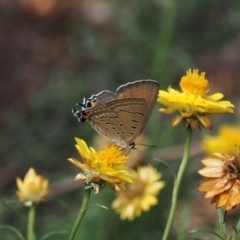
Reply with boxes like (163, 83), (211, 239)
(16, 168), (49, 206)
(202, 125), (240, 156)
(112, 166), (165, 220)
(68, 138), (133, 194)
(180, 70), (209, 95)
(198, 150), (240, 211)
(158, 69), (234, 130)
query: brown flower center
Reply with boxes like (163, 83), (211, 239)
(223, 155), (240, 180)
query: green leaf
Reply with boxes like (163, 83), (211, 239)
(177, 206), (192, 240)
(0, 224), (25, 240)
(189, 228), (225, 240)
(229, 218), (240, 240)
(40, 230), (68, 240)
(0, 200), (26, 222)
(235, 218), (240, 231)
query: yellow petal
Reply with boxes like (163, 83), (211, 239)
(68, 158), (86, 171)
(208, 93), (224, 101)
(197, 115), (212, 130)
(198, 167), (225, 177)
(158, 108), (175, 114)
(198, 178), (219, 192)
(171, 115), (183, 128)
(201, 158), (224, 167)
(226, 182), (240, 209)
(205, 179), (233, 198)
(215, 191), (229, 208)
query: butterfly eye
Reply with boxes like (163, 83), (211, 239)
(86, 101), (92, 108)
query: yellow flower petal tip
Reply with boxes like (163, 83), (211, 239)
(16, 168), (49, 206)
(68, 138), (133, 194)
(197, 115), (212, 130)
(112, 166), (165, 221)
(157, 69), (234, 130)
(198, 150), (240, 211)
(171, 115), (182, 128)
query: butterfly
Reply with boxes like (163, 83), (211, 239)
(72, 80), (159, 149)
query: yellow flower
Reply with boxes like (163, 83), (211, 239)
(16, 168), (49, 206)
(198, 150), (240, 211)
(202, 125), (240, 156)
(111, 165), (165, 220)
(158, 69), (234, 129)
(68, 138), (133, 194)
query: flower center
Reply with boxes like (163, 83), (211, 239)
(180, 69), (209, 95)
(99, 144), (127, 167)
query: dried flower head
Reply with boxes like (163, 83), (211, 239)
(158, 69), (234, 130)
(198, 150), (240, 210)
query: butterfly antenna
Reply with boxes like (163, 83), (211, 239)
(131, 143), (154, 165)
(136, 143), (157, 148)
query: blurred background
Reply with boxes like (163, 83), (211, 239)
(1, 0), (240, 239)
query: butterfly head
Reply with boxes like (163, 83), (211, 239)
(73, 94), (100, 122)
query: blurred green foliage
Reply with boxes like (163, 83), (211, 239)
(0, 0), (240, 239)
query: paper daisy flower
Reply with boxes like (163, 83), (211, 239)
(111, 165), (165, 220)
(202, 125), (240, 156)
(158, 69), (234, 130)
(16, 168), (49, 206)
(68, 138), (134, 194)
(198, 150), (240, 210)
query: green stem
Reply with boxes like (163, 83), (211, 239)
(68, 189), (91, 240)
(27, 204), (36, 240)
(162, 128), (192, 240)
(217, 208), (227, 239)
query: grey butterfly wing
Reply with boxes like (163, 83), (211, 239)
(84, 105), (129, 144)
(73, 90), (117, 122)
(106, 98), (147, 144)
(87, 91), (116, 108)
(74, 80), (158, 147)
(116, 79), (159, 132)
